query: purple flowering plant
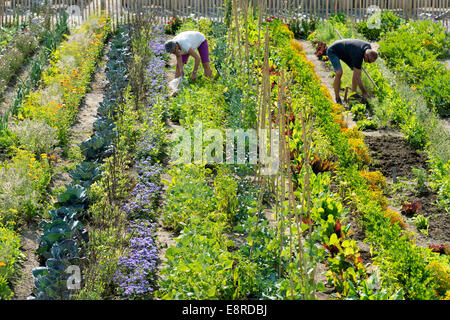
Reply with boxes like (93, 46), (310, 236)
(113, 220), (159, 298)
(114, 24), (168, 299)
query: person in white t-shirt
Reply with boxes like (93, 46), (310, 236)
(164, 31), (213, 80)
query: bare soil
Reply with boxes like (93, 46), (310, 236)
(365, 135), (429, 180)
(365, 135), (449, 245)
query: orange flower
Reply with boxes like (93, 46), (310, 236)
(0, 262), (6, 267)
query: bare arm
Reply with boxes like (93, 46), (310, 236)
(352, 68), (368, 97)
(188, 47), (201, 78)
(175, 54), (184, 78)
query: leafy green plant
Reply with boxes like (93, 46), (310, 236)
(357, 10), (402, 41)
(428, 157), (450, 212)
(379, 20), (450, 116)
(214, 166), (238, 220)
(0, 224), (22, 300)
(163, 165), (216, 232)
(412, 214), (429, 236)
(288, 16), (318, 39)
(411, 166), (428, 194)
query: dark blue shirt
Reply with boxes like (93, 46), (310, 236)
(328, 39), (371, 70)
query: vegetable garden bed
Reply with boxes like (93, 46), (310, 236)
(0, 2), (449, 302)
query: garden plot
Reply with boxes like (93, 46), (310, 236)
(1, 3), (449, 302)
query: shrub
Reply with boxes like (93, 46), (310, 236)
(426, 260), (450, 298)
(9, 119), (58, 156)
(165, 16), (183, 35)
(383, 209), (407, 229)
(0, 148), (51, 224)
(360, 171), (387, 191)
(356, 11), (402, 41)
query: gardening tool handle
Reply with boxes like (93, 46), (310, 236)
(334, 29), (379, 90)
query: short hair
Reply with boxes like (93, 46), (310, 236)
(165, 41), (176, 53)
(367, 50), (378, 61)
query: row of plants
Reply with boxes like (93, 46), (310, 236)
(378, 19), (449, 117)
(0, 15), (110, 227)
(272, 18), (450, 299)
(112, 22), (168, 299)
(0, 15), (111, 301)
(155, 15), (289, 299)
(6, 14), (71, 121)
(307, 16), (449, 214)
(32, 24), (130, 300)
(0, 14), (70, 154)
(14, 15), (111, 148)
(0, 17), (46, 100)
(74, 22), (169, 300)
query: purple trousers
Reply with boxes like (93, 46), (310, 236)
(182, 40), (210, 65)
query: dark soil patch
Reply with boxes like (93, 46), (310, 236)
(398, 189), (450, 243)
(365, 135), (428, 179)
(412, 192), (449, 242)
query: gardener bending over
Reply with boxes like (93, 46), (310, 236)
(326, 39), (378, 105)
(164, 31), (213, 81)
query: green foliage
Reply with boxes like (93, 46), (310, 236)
(288, 16), (318, 39)
(356, 10), (402, 41)
(169, 80), (227, 128)
(412, 214), (429, 236)
(374, 241), (437, 300)
(379, 20), (450, 116)
(309, 21), (336, 44)
(0, 224), (22, 300)
(411, 166), (427, 194)
(9, 119), (58, 156)
(163, 165), (216, 232)
(158, 217), (260, 300)
(214, 165), (238, 220)
(428, 157), (450, 212)
(224, 0), (233, 27)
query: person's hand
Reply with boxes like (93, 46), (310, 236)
(362, 91), (370, 99)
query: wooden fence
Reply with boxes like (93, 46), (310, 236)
(0, 0), (449, 29)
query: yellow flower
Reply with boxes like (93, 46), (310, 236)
(0, 262), (6, 267)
